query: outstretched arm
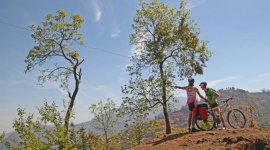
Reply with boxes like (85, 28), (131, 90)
(175, 86), (186, 90)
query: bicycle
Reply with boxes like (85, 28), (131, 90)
(196, 96), (246, 131)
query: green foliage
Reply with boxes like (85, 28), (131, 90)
(130, 0), (212, 77)
(2, 101), (102, 150)
(24, 9), (85, 129)
(25, 9), (84, 75)
(122, 117), (163, 149)
(197, 120), (214, 130)
(0, 132), (11, 149)
(0, 132), (5, 143)
(171, 127), (189, 134)
(123, 0), (212, 134)
(119, 103), (163, 149)
(89, 98), (123, 150)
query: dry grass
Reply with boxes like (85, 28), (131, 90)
(129, 126), (270, 150)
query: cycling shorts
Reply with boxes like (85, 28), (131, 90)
(210, 102), (218, 108)
(188, 102), (197, 114)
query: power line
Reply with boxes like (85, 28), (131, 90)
(0, 20), (30, 31)
(0, 20), (131, 59)
(82, 44), (130, 58)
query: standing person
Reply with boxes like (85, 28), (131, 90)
(199, 82), (226, 129)
(175, 78), (207, 132)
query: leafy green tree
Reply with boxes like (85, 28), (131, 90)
(122, 0), (212, 134)
(24, 10), (85, 129)
(3, 101), (102, 150)
(89, 98), (122, 150)
(0, 132), (11, 149)
(121, 111), (163, 149)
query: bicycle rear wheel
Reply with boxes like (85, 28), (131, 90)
(196, 110), (215, 131)
(227, 109), (246, 129)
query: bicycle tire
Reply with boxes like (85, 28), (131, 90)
(227, 109), (246, 129)
(196, 110), (215, 131)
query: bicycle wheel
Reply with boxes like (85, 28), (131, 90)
(196, 110), (215, 131)
(227, 109), (246, 129)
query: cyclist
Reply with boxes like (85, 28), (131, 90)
(175, 78), (207, 132)
(199, 82), (226, 129)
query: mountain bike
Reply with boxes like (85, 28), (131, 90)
(196, 96), (246, 131)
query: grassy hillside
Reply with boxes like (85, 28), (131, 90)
(130, 126), (270, 150)
(132, 88), (270, 149)
(157, 88), (270, 129)
(218, 87), (270, 127)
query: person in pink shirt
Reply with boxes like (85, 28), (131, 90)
(175, 78), (207, 132)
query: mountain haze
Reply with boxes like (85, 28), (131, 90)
(1, 88), (270, 149)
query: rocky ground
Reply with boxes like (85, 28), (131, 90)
(130, 126), (270, 150)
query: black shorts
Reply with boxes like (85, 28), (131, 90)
(210, 102), (218, 108)
(188, 102), (197, 113)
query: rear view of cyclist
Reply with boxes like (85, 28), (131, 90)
(199, 82), (226, 129)
(175, 78), (207, 132)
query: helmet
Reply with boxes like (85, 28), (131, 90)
(188, 78), (195, 83)
(199, 82), (207, 87)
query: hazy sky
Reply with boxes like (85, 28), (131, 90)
(1, 0), (270, 133)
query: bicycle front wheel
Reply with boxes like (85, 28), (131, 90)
(227, 109), (246, 129)
(196, 110), (215, 131)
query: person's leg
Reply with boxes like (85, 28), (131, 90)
(188, 103), (194, 132)
(215, 108), (226, 129)
(191, 102), (199, 132)
(220, 115), (226, 129)
(214, 108), (226, 129)
(188, 112), (192, 132)
(191, 112), (196, 127)
(211, 103), (219, 129)
(212, 108), (219, 129)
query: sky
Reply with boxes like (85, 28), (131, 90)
(1, 0), (270, 133)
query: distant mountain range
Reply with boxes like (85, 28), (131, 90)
(157, 87), (270, 128)
(75, 96), (186, 133)
(1, 97), (186, 149)
(2, 88), (270, 149)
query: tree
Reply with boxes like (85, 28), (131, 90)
(122, 0), (212, 134)
(261, 88), (267, 93)
(88, 98), (122, 150)
(121, 110), (163, 149)
(24, 10), (85, 129)
(1, 101), (102, 150)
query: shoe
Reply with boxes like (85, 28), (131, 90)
(188, 128), (191, 133)
(191, 127), (199, 132)
(222, 126), (226, 130)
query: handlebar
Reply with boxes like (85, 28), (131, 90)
(204, 96), (234, 105)
(221, 96), (234, 103)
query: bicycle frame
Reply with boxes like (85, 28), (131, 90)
(212, 96), (233, 117)
(196, 96), (246, 130)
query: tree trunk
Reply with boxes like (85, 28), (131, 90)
(163, 102), (171, 134)
(160, 63), (171, 134)
(105, 130), (109, 150)
(64, 97), (76, 130)
(64, 67), (81, 130)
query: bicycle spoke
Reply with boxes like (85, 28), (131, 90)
(232, 114), (244, 126)
(196, 111), (215, 131)
(227, 109), (246, 129)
